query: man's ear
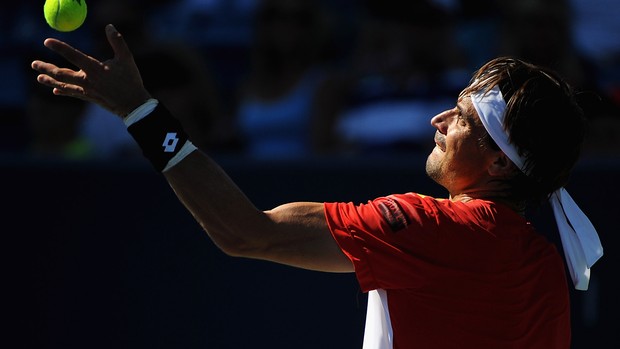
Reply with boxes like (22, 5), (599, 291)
(488, 152), (518, 177)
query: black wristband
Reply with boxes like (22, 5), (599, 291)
(127, 103), (190, 172)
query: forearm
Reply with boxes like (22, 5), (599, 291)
(164, 152), (352, 272)
(164, 151), (267, 255)
(30, 26), (351, 272)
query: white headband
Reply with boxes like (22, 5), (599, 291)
(471, 86), (603, 291)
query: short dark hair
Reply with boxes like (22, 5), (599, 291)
(461, 57), (587, 204)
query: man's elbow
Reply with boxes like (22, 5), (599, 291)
(197, 209), (285, 260)
(203, 226), (266, 258)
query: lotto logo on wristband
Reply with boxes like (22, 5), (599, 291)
(128, 103), (191, 171)
(163, 132), (179, 152)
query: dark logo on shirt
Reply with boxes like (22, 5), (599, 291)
(378, 198), (410, 232)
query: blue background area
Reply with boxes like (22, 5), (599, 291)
(2, 1), (620, 347)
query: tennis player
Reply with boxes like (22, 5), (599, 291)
(32, 24), (603, 349)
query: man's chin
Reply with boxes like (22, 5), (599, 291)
(425, 156), (440, 183)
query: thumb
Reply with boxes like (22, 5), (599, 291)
(105, 24), (132, 60)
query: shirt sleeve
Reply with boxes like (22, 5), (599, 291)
(324, 193), (447, 292)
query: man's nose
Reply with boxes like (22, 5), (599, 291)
(430, 109), (451, 134)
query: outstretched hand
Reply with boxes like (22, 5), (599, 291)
(31, 24), (151, 117)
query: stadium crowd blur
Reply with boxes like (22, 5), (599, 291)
(2, 0), (619, 162)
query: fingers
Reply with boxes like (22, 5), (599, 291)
(32, 60), (81, 82)
(39, 79), (85, 98)
(31, 59), (85, 89)
(105, 24), (132, 60)
(32, 24), (148, 115)
(33, 70), (86, 97)
(36, 74), (82, 94)
(42, 38), (99, 72)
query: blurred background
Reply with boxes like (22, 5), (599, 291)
(2, 0), (619, 348)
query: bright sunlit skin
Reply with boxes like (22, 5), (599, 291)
(425, 96), (516, 204)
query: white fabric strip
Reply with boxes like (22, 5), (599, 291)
(550, 188), (603, 290)
(363, 289), (393, 349)
(123, 98), (159, 127)
(471, 87), (526, 172)
(123, 98), (198, 172)
(471, 86), (603, 290)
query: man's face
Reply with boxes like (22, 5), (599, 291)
(425, 95), (495, 195)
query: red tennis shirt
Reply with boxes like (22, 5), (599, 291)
(324, 193), (570, 349)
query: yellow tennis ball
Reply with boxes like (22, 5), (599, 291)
(44, 0), (88, 32)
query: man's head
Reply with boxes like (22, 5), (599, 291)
(427, 57), (587, 205)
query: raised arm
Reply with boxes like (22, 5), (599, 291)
(31, 24), (352, 273)
(165, 152), (352, 272)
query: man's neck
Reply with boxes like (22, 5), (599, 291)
(450, 192), (526, 216)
